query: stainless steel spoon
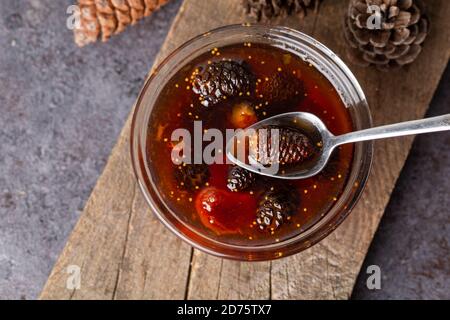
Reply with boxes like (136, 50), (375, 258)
(226, 112), (450, 180)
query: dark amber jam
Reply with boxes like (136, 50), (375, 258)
(146, 43), (354, 246)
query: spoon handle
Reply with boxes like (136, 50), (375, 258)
(333, 114), (450, 146)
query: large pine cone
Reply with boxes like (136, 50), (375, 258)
(192, 61), (253, 107)
(74, 0), (170, 47)
(243, 0), (321, 21)
(344, 0), (430, 71)
(256, 188), (299, 231)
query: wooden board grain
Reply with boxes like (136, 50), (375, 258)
(40, 0), (450, 300)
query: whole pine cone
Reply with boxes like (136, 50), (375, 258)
(344, 0), (430, 71)
(174, 164), (210, 191)
(243, 0), (321, 22)
(74, 0), (170, 47)
(227, 166), (257, 192)
(259, 72), (305, 105)
(192, 61), (253, 107)
(248, 126), (316, 166)
(256, 188), (299, 231)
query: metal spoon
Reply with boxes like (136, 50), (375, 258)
(226, 112), (450, 180)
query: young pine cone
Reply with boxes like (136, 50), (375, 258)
(344, 0), (430, 71)
(243, 0), (321, 22)
(74, 0), (171, 47)
(259, 72), (305, 105)
(174, 164), (210, 191)
(192, 61), (253, 107)
(256, 188), (299, 231)
(248, 126), (316, 167)
(227, 166), (257, 192)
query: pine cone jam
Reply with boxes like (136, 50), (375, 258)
(145, 42), (355, 246)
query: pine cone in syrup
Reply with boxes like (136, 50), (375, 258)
(192, 60), (254, 107)
(256, 187), (299, 231)
(248, 125), (316, 167)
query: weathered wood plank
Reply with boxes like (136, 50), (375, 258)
(40, 0), (450, 300)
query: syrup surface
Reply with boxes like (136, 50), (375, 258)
(146, 43), (354, 245)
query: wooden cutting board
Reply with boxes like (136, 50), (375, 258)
(40, 0), (450, 299)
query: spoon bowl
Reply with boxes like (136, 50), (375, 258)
(226, 112), (335, 179)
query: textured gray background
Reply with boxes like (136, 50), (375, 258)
(0, 0), (448, 300)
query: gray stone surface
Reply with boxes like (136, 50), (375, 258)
(0, 0), (448, 300)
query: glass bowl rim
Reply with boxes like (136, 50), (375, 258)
(130, 24), (374, 261)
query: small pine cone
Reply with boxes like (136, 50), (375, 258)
(192, 61), (254, 107)
(227, 166), (257, 192)
(249, 126), (316, 166)
(74, 0), (171, 47)
(256, 188), (299, 231)
(243, 0), (321, 22)
(344, 0), (430, 71)
(174, 164), (210, 191)
(259, 72), (304, 105)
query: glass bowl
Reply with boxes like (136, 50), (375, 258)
(130, 24), (373, 261)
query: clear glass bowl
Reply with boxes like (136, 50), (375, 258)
(131, 24), (373, 261)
